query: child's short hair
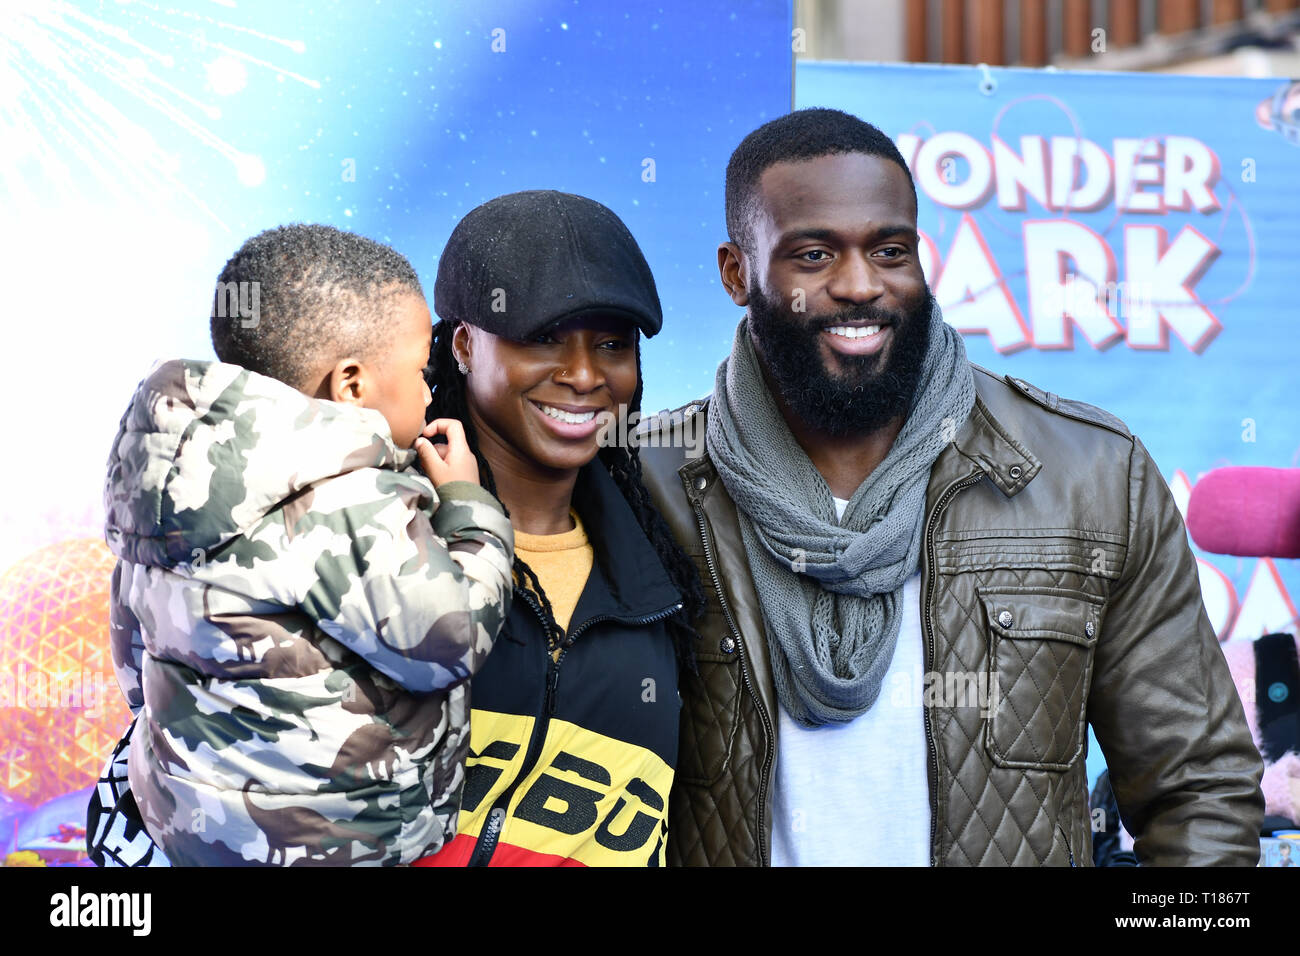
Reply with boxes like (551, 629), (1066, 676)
(211, 224), (424, 389)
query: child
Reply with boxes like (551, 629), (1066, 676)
(97, 224), (513, 866)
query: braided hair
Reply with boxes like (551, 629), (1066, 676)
(426, 320), (705, 672)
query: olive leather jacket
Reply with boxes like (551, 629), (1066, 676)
(639, 364), (1265, 866)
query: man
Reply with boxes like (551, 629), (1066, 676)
(638, 108), (1264, 866)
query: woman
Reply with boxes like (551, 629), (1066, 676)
(413, 190), (703, 866)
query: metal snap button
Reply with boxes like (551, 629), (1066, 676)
(694, 476), (708, 491)
(1009, 465), (1023, 480)
(1085, 621), (1096, 639)
(997, 610), (1014, 628)
(685, 404), (700, 418)
(719, 636), (736, 654)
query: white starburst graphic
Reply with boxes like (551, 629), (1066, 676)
(0, 0), (318, 227)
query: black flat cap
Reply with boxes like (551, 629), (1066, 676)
(433, 190), (663, 340)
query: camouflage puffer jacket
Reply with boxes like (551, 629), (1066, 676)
(103, 360), (514, 866)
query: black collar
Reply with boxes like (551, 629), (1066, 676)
(563, 459), (683, 626)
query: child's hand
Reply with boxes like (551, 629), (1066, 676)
(415, 419), (481, 487)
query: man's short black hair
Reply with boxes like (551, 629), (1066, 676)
(725, 108), (917, 254)
(211, 223), (424, 389)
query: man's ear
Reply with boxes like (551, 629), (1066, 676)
(451, 322), (473, 370)
(718, 242), (749, 307)
(316, 358), (366, 405)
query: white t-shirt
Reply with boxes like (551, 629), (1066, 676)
(770, 495), (931, 866)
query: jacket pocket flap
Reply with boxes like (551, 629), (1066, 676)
(978, 586), (1104, 647)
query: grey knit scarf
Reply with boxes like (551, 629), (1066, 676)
(706, 301), (975, 726)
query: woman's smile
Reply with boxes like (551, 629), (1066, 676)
(528, 398), (608, 439)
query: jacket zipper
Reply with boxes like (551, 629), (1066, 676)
(561, 602), (685, 654)
(922, 468), (984, 868)
(466, 589), (683, 867)
(1058, 825), (1077, 867)
(467, 587), (553, 867)
(692, 501), (775, 867)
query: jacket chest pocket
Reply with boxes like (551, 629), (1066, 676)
(979, 586), (1105, 772)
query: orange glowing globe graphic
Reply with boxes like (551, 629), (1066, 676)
(0, 539), (131, 806)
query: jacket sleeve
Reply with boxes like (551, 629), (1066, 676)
(1087, 436), (1265, 865)
(291, 473), (514, 694)
(108, 560), (146, 715)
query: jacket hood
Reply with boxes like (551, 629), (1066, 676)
(104, 359), (415, 570)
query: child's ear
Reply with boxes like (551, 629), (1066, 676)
(316, 358), (366, 405)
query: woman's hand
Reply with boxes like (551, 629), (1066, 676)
(415, 419), (481, 486)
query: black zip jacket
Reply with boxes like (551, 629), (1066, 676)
(417, 460), (685, 866)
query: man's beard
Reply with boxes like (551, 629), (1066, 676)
(746, 283), (934, 437)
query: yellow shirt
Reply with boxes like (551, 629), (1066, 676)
(512, 509), (594, 642)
